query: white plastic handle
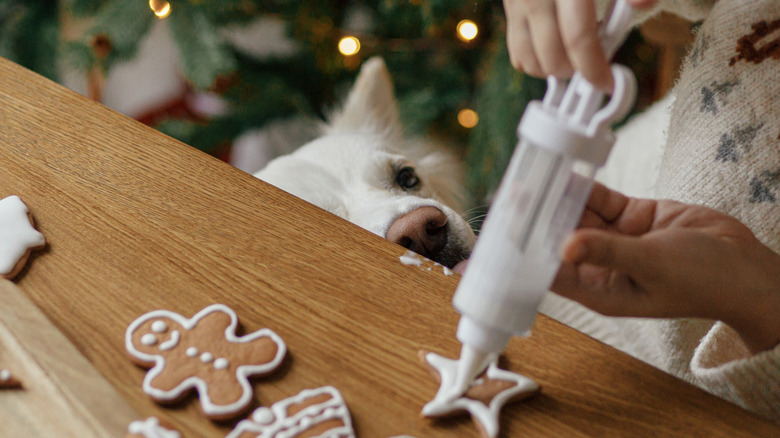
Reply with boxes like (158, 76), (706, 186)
(589, 64), (637, 134)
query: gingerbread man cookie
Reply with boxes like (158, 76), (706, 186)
(419, 350), (539, 438)
(227, 386), (354, 438)
(0, 195), (46, 280)
(126, 417), (180, 438)
(125, 304), (287, 420)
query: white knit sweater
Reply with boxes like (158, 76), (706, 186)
(541, 0), (780, 424)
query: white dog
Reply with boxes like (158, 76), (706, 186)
(254, 58), (476, 268)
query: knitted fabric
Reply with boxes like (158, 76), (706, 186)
(542, 0), (780, 424)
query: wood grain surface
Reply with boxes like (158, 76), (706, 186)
(1, 57), (778, 437)
(0, 280), (139, 437)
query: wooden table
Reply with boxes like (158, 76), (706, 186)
(1, 57), (778, 437)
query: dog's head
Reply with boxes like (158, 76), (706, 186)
(255, 58), (475, 268)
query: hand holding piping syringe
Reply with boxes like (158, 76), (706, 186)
(446, 0), (780, 402)
(447, 0), (643, 396)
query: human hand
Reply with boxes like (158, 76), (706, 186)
(502, 0), (656, 91)
(552, 182), (780, 353)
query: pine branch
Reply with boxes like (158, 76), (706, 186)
(168, 2), (237, 90)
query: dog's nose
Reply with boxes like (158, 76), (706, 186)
(387, 206), (448, 259)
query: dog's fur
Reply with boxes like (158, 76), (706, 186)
(254, 58), (476, 267)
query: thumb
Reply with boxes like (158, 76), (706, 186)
(562, 229), (649, 277)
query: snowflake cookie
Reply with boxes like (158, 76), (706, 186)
(0, 195), (46, 280)
(227, 386), (355, 438)
(125, 304), (287, 420)
(419, 350), (539, 438)
(126, 417), (180, 438)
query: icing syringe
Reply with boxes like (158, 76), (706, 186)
(449, 0), (638, 396)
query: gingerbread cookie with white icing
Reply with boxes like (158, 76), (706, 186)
(227, 386), (355, 438)
(0, 195), (46, 280)
(419, 350), (539, 438)
(125, 304), (287, 420)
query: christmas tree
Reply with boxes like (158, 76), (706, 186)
(1, 0), (664, 218)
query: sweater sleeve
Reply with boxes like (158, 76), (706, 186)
(654, 0), (780, 423)
(596, 0), (716, 25)
(691, 322), (780, 421)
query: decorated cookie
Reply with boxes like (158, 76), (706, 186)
(0, 195), (46, 280)
(126, 417), (180, 438)
(125, 304), (287, 420)
(0, 369), (23, 389)
(419, 350), (539, 438)
(227, 386), (355, 438)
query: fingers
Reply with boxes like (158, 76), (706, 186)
(585, 182), (629, 223)
(561, 228), (652, 279)
(556, 0), (612, 91)
(503, 0), (619, 92)
(505, 5), (543, 74)
(524, 0), (573, 78)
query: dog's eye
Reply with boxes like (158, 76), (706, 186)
(395, 166), (420, 190)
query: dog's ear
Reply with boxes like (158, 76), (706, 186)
(326, 57), (401, 136)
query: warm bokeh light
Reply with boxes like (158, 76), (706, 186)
(338, 36), (361, 56)
(149, 0), (171, 19)
(456, 20), (478, 42)
(458, 108), (479, 128)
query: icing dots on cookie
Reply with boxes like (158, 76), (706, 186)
(226, 386), (355, 438)
(125, 304), (287, 420)
(0, 195), (46, 280)
(419, 350), (539, 438)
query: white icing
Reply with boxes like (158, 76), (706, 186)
(158, 330), (180, 351)
(0, 196), (46, 276)
(141, 334), (158, 346)
(399, 250), (424, 266)
(151, 321), (168, 333)
(214, 358), (229, 370)
(200, 352), (214, 363)
(186, 347), (198, 357)
(421, 352), (539, 438)
(127, 417), (181, 438)
(125, 304), (287, 419)
(226, 386), (355, 438)
(0, 369), (10, 381)
(252, 407), (275, 424)
(399, 250), (458, 277)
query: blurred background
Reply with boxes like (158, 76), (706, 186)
(0, 0), (693, 213)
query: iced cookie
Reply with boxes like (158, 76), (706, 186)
(0, 369), (22, 389)
(125, 304), (287, 420)
(0, 195), (46, 280)
(227, 386), (355, 438)
(126, 417), (180, 438)
(419, 350), (539, 438)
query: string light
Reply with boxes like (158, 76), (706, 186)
(456, 20), (478, 42)
(458, 108), (479, 128)
(338, 36), (361, 56)
(149, 0), (172, 19)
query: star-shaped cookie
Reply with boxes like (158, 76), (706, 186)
(0, 195), (46, 279)
(419, 350), (539, 438)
